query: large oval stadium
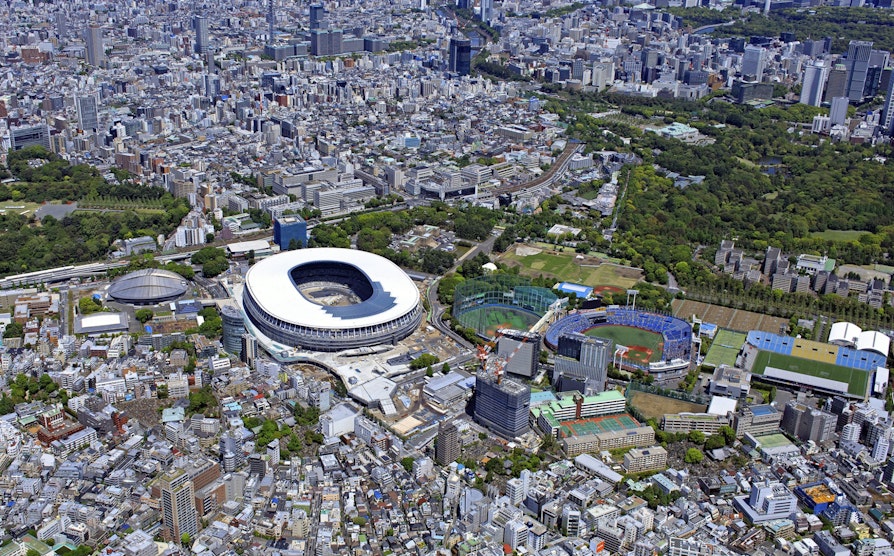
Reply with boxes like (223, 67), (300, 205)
(242, 248), (423, 351)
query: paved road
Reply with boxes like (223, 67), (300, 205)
(425, 233), (499, 351)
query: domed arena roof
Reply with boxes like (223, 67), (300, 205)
(107, 268), (189, 305)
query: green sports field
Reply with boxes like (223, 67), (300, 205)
(751, 350), (870, 397)
(499, 246), (642, 289)
(585, 325), (664, 363)
(703, 329), (746, 368)
(457, 307), (540, 338)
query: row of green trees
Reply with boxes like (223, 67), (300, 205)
(0, 147), (189, 277)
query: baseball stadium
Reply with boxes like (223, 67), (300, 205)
(741, 331), (887, 400)
(452, 274), (558, 338)
(545, 307), (692, 374)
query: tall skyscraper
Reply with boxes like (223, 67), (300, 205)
(56, 13), (68, 40)
(220, 305), (246, 356)
(881, 71), (894, 134)
(449, 37), (472, 76)
(866, 49), (890, 98)
(267, 0), (275, 43)
(241, 333), (258, 367)
(310, 4), (327, 30)
(741, 45), (766, 81)
(824, 63), (848, 102)
(554, 332), (612, 394)
(845, 40), (873, 102)
(310, 29), (342, 56)
(219, 432), (245, 472)
(76, 94), (99, 131)
(473, 372), (530, 439)
(84, 25), (105, 67)
(194, 15), (209, 54)
(865, 65), (884, 98)
(158, 469), (198, 541)
(800, 61), (828, 107)
(830, 96), (849, 126)
(203, 74), (221, 98)
(480, 0), (493, 23)
(435, 421), (460, 465)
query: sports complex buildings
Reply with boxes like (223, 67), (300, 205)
(705, 322), (890, 401)
(545, 307), (693, 381)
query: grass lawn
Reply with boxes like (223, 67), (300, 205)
(703, 329), (746, 368)
(454, 244), (472, 259)
(811, 229), (866, 242)
(751, 350), (870, 397)
(627, 391), (707, 421)
(500, 245), (641, 289)
(0, 202), (41, 217)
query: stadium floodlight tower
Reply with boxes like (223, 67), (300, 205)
(626, 289), (639, 311)
(614, 345), (629, 372)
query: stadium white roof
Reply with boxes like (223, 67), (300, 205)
(828, 322), (891, 357)
(857, 331), (891, 357)
(243, 248), (420, 330)
(828, 321), (861, 347)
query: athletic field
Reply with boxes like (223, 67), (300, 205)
(457, 306), (540, 338)
(751, 350), (870, 398)
(627, 391), (707, 421)
(703, 329), (747, 368)
(585, 325), (664, 365)
(499, 245), (642, 289)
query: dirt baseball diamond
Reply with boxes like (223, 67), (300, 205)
(623, 346), (654, 365)
(592, 285), (625, 296)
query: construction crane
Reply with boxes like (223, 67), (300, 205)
(476, 329), (505, 372)
(482, 329), (536, 384)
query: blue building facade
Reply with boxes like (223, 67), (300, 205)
(273, 215), (307, 249)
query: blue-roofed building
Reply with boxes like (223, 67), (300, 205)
(176, 299), (203, 314)
(530, 390), (558, 406)
(557, 282), (594, 298)
(699, 322), (718, 339)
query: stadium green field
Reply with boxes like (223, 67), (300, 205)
(457, 307), (540, 338)
(751, 350), (870, 397)
(703, 329), (746, 368)
(585, 325), (664, 363)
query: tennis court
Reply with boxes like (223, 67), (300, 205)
(703, 329), (746, 368)
(558, 413), (641, 438)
